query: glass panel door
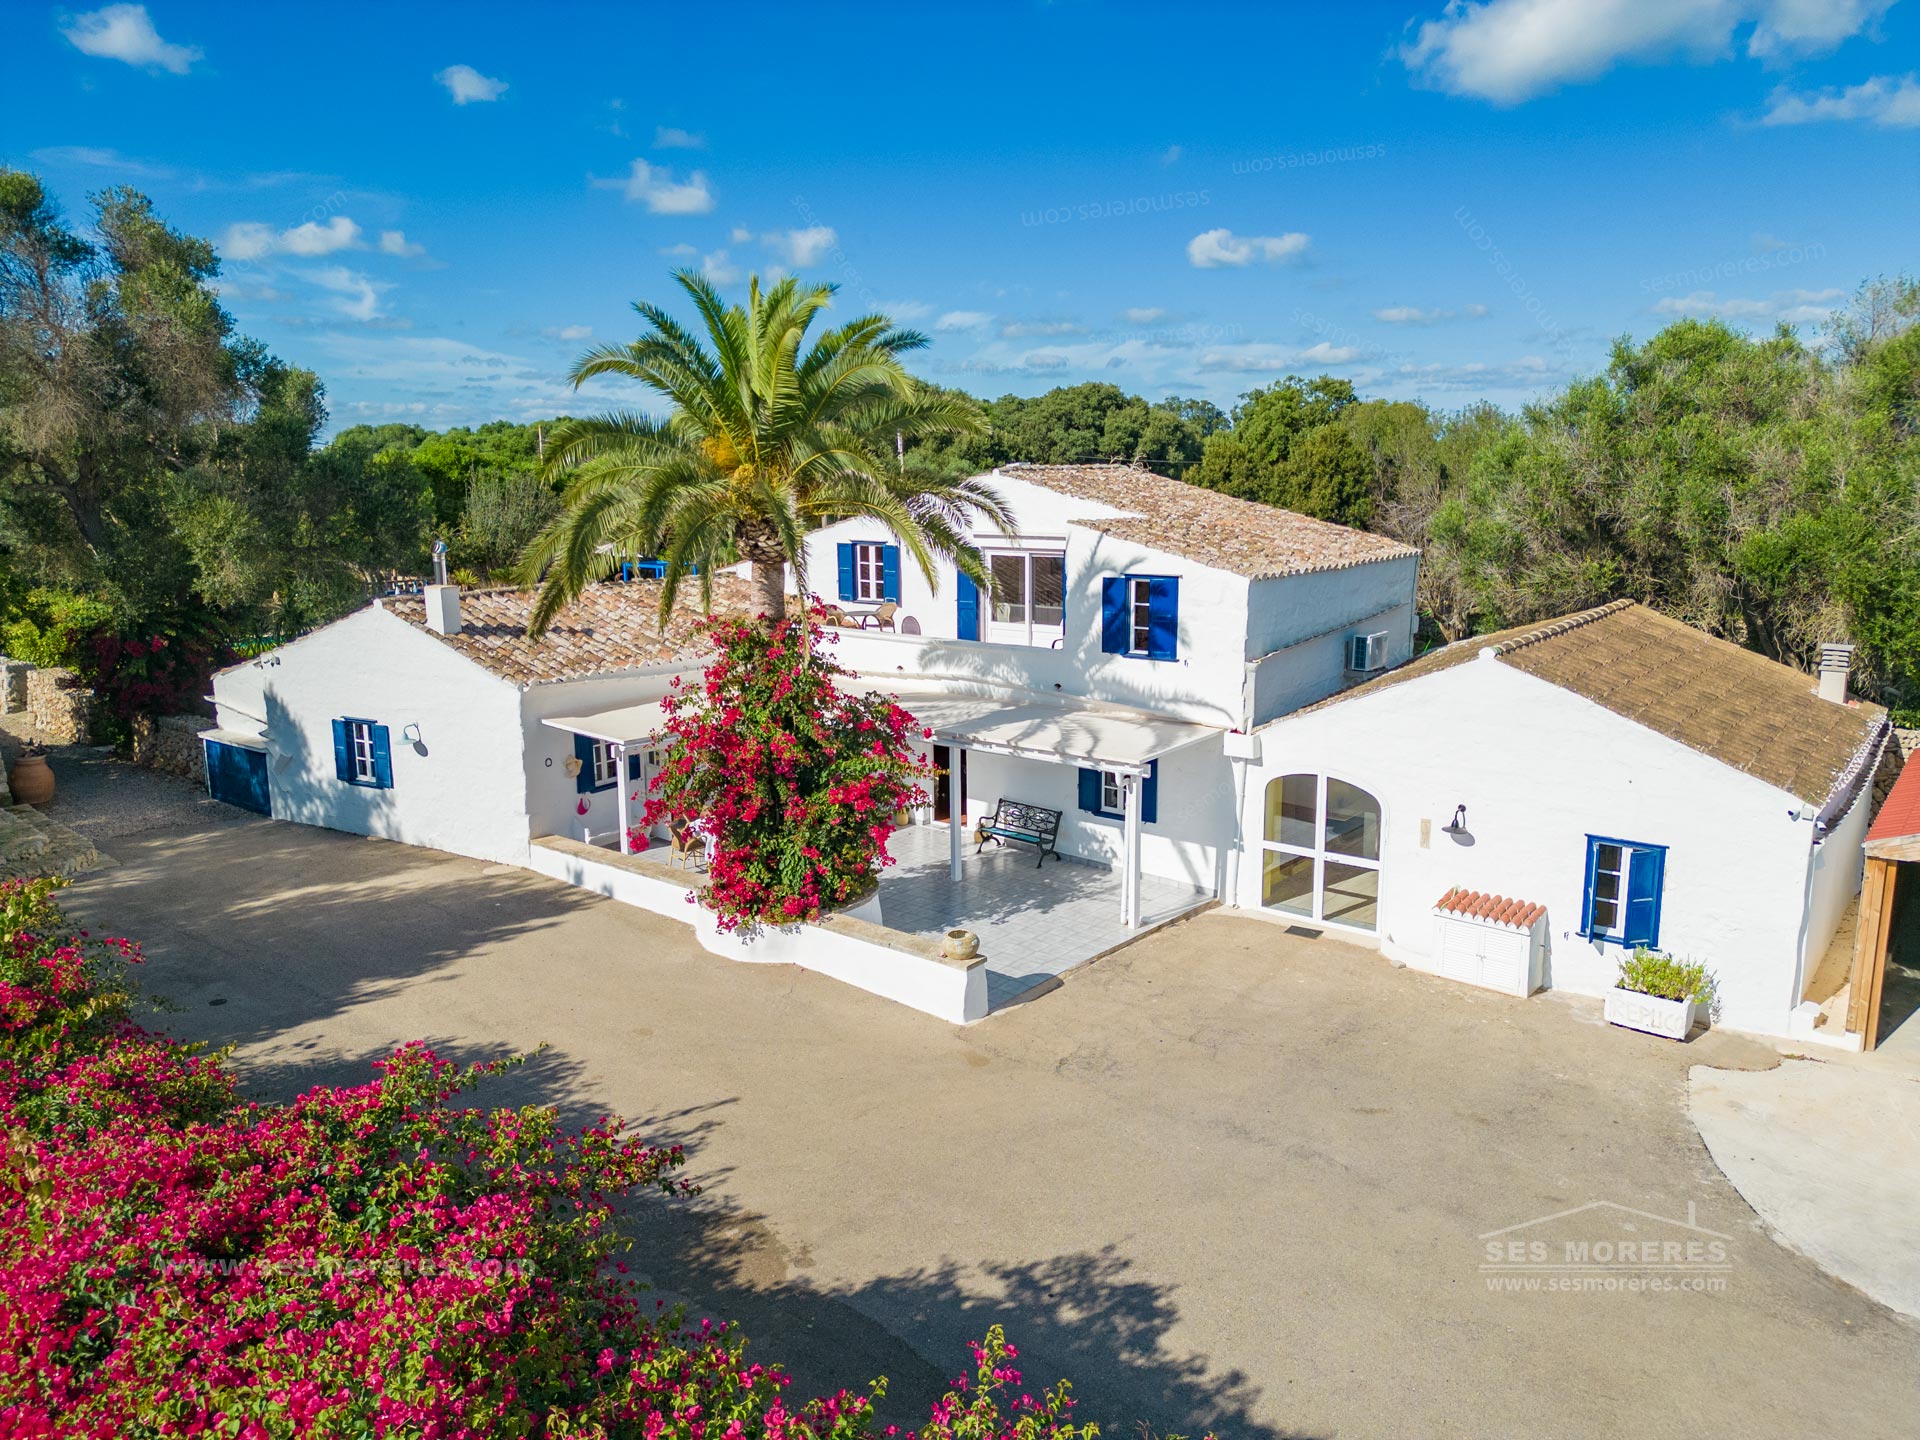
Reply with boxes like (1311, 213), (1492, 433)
(1259, 774), (1382, 932)
(1031, 554), (1065, 645)
(986, 553), (1028, 644)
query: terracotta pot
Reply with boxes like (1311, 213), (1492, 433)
(8, 752), (54, 806)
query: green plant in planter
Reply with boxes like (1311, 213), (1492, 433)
(1616, 948), (1716, 1005)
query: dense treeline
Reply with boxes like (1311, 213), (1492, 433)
(3, 171), (1915, 722)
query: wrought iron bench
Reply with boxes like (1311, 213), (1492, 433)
(974, 799), (1062, 868)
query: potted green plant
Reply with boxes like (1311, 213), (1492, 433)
(1604, 948), (1715, 1040)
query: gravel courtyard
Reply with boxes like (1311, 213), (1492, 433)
(60, 805), (1920, 1440)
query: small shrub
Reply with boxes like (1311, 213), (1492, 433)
(1616, 947), (1715, 1004)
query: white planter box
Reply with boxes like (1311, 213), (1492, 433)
(1604, 986), (1702, 1040)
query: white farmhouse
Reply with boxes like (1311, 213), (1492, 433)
(201, 463), (1886, 1039)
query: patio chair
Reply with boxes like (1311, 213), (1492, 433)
(856, 601), (899, 632)
(668, 816), (706, 870)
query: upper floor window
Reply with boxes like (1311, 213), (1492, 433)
(837, 541), (900, 604)
(984, 550), (1065, 647)
(1101, 575), (1179, 660)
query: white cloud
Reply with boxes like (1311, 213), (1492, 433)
(29, 144), (175, 177)
(654, 126), (706, 149)
(700, 249), (739, 284)
(1160, 144), (1184, 165)
(659, 242), (698, 258)
(1374, 303), (1490, 324)
(882, 299), (933, 321)
(542, 324), (593, 341)
(1650, 286), (1844, 322)
(1195, 340), (1361, 373)
(1186, 228), (1310, 269)
(761, 226), (837, 267)
(223, 215), (363, 261)
(1122, 307), (1168, 325)
(61, 4), (201, 74)
(593, 159), (715, 214)
(301, 266), (390, 322)
(1384, 355), (1562, 391)
(1762, 73), (1920, 127)
(1400, 0), (1893, 105)
(435, 64), (508, 104)
(1001, 319), (1086, 339)
(729, 225), (752, 243)
(935, 310), (994, 331)
(378, 230), (426, 258)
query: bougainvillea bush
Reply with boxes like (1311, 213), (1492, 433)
(0, 880), (1112, 1438)
(644, 607), (934, 935)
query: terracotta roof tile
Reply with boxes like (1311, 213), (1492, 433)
(381, 576), (755, 686)
(996, 463), (1418, 579)
(1294, 601), (1886, 809)
(1867, 758), (1920, 848)
(1434, 888), (1547, 928)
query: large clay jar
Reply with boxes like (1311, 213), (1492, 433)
(9, 752), (54, 806)
(940, 928), (980, 962)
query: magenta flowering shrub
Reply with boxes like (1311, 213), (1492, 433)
(644, 607), (934, 935)
(0, 882), (1142, 1439)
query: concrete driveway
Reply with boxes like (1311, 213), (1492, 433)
(65, 813), (1920, 1440)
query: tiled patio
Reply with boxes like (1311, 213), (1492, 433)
(872, 824), (1214, 1008)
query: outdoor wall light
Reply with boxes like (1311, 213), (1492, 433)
(401, 723), (422, 746)
(1441, 804), (1469, 836)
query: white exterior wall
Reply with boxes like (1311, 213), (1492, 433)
(927, 734), (1230, 893)
(1236, 655), (1819, 1037)
(1797, 764), (1876, 999)
(229, 607), (534, 866)
(1245, 557), (1420, 727)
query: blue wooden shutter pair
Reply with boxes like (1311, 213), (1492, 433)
(1076, 761), (1158, 821)
(1099, 576), (1179, 659)
(956, 573), (980, 640)
(331, 718), (392, 788)
(836, 542), (855, 601)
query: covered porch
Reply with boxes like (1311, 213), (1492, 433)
(874, 823), (1213, 1007)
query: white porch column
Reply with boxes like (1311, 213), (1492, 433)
(948, 745), (966, 882)
(1122, 770), (1143, 928)
(614, 742), (633, 854)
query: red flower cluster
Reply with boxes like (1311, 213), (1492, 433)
(644, 607), (934, 935)
(0, 879), (1126, 1439)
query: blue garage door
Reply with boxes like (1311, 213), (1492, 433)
(205, 739), (270, 815)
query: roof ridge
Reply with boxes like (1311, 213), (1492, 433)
(1489, 598), (1635, 658)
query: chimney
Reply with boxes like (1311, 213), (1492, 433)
(1817, 643), (1853, 704)
(425, 537), (461, 635)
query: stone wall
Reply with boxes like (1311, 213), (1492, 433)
(0, 660), (29, 715)
(24, 668), (96, 744)
(130, 713), (207, 785)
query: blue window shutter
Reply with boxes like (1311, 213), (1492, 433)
(1147, 577), (1179, 660)
(1580, 837), (1601, 936)
(1100, 577), (1127, 654)
(1141, 760), (1159, 824)
(956, 572), (980, 640)
(574, 733), (596, 794)
(627, 749), (643, 782)
(370, 725), (393, 789)
(331, 719), (350, 783)
(881, 545), (901, 602)
(1624, 847), (1665, 949)
(837, 543), (855, 601)
(1077, 768), (1100, 813)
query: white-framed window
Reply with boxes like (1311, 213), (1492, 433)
(1128, 576), (1153, 656)
(348, 720), (377, 784)
(1588, 841), (1628, 939)
(983, 549), (1066, 647)
(1100, 770), (1123, 815)
(1260, 773), (1382, 932)
(1581, 836), (1666, 948)
(591, 740), (621, 788)
(853, 542), (887, 602)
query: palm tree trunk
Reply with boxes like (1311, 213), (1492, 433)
(736, 528), (789, 625)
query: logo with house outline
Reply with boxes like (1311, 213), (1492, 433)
(1479, 1201), (1733, 1292)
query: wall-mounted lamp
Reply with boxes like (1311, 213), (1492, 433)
(1441, 804), (1469, 836)
(401, 722), (423, 746)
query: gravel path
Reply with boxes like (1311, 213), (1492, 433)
(1, 716), (250, 842)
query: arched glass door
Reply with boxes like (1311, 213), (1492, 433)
(1261, 774), (1382, 931)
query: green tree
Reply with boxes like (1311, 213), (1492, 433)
(521, 271), (1010, 632)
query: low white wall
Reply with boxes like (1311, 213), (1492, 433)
(527, 842), (989, 1024)
(1797, 764), (1876, 998)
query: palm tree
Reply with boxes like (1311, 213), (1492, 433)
(519, 271), (1012, 635)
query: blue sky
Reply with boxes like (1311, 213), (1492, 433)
(7, 1), (1918, 433)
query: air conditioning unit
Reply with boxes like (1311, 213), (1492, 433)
(1347, 631), (1390, 673)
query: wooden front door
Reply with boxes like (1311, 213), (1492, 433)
(932, 745), (968, 824)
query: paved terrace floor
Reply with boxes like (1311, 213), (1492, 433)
(873, 823), (1214, 1008)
